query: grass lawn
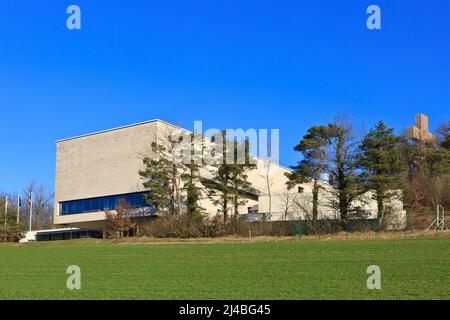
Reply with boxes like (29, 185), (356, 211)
(1, 235), (450, 300)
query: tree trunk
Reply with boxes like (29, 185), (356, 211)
(340, 210), (348, 231)
(266, 174), (271, 223)
(335, 137), (348, 231)
(377, 192), (384, 226)
(171, 164), (180, 215)
(312, 179), (319, 233)
(339, 192), (348, 231)
(267, 188), (271, 224)
(234, 187), (239, 231)
(223, 195), (228, 223)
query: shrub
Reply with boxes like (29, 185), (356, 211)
(139, 214), (205, 238)
(0, 225), (23, 242)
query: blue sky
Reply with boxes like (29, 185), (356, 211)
(1, 0), (449, 193)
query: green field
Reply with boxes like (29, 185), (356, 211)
(1, 236), (450, 299)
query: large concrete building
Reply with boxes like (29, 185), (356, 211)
(54, 119), (406, 232)
(54, 119), (301, 231)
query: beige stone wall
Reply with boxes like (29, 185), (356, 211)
(54, 120), (300, 228)
(54, 121), (158, 226)
(154, 121), (271, 217)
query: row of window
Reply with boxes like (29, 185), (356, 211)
(60, 192), (149, 215)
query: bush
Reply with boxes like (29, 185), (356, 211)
(139, 214), (206, 238)
(138, 214), (296, 238)
(136, 215), (383, 238)
(0, 225), (23, 242)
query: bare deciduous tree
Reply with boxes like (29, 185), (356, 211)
(261, 161), (275, 222)
(22, 181), (54, 230)
(105, 198), (136, 237)
(278, 188), (296, 221)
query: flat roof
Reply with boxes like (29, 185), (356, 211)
(56, 118), (293, 172)
(56, 119), (184, 143)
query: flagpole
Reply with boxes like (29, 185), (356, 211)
(29, 192), (33, 232)
(17, 195), (20, 226)
(4, 196), (7, 227)
(3, 196), (7, 243)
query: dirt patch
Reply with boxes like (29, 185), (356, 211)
(105, 230), (450, 245)
(5, 230), (449, 247)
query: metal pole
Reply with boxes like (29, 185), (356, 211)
(4, 196), (6, 227)
(437, 204), (439, 229)
(443, 207), (445, 229)
(17, 195), (20, 226)
(29, 192), (33, 232)
(4, 196), (7, 227)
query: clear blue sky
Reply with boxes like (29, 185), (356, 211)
(1, 0), (449, 193)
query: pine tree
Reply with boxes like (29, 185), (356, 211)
(139, 141), (184, 215)
(358, 121), (403, 223)
(203, 131), (256, 224)
(182, 132), (205, 218)
(286, 125), (331, 232)
(140, 130), (208, 218)
(228, 138), (256, 226)
(202, 164), (233, 222)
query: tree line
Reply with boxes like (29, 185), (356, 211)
(105, 116), (449, 238)
(0, 182), (54, 241)
(4, 115), (448, 240)
(286, 116), (449, 232)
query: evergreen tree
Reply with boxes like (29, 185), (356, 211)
(287, 117), (360, 230)
(140, 130), (207, 217)
(0, 195), (22, 242)
(426, 121), (450, 176)
(203, 131), (256, 224)
(358, 121), (403, 222)
(286, 125), (331, 232)
(228, 138), (256, 226)
(203, 164), (233, 222)
(139, 141), (184, 215)
(182, 132), (205, 218)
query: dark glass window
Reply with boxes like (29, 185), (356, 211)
(75, 200), (82, 213)
(90, 198), (99, 212)
(98, 197), (106, 211)
(108, 196), (116, 210)
(61, 202), (68, 214)
(68, 201), (75, 214)
(60, 192), (149, 215)
(83, 199), (91, 212)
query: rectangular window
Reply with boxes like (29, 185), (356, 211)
(61, 202), (68, 215)
(75, 200), (82, 213)
(107, 196), (115, 210)
(83, 199), (91, 212)
(90, 198), (100, 212)
(59, 192), (149, 215)
(68, 202), (75, 214)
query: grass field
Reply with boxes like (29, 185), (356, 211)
(1, 235), (450, 299)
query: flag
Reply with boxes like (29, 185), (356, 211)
(28, 193), (32, 206)
(18, 196), (22, 208)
